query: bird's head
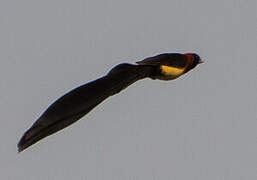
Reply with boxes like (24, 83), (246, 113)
(184, 53), (203, 72)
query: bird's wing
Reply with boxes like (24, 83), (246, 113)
(18, 63), (154, 152)
(136, 53), (188, 68)
(136, 55), (164, 65)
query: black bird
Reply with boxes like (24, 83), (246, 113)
(18, 53), (203, 152)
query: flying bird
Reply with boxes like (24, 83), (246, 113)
(18, 53), (203, 152)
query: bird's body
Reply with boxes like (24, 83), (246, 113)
(18, 53), (202, 152)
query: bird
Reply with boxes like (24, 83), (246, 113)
(17, 53), (203, 152)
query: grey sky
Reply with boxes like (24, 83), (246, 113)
(1, 0), (257, 179)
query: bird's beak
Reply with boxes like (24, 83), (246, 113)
(198, 59), (204, 64)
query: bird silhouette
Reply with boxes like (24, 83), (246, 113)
(18, 53), (203, 152)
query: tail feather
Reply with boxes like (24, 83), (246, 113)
(18, 63), (154, 152)
(18, 103), (100, 152)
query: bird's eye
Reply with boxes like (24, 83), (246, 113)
(193, 54), (200, 60)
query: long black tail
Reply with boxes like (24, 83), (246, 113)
(17, 63), (154, 152)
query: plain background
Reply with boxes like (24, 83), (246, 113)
(1, 0), (257, 179)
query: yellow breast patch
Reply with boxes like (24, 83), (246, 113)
(160, 65), (185, 76)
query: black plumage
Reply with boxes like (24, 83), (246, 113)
(18, 53), (202, 152)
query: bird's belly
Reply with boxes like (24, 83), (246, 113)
(155, 74), (181, 80)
